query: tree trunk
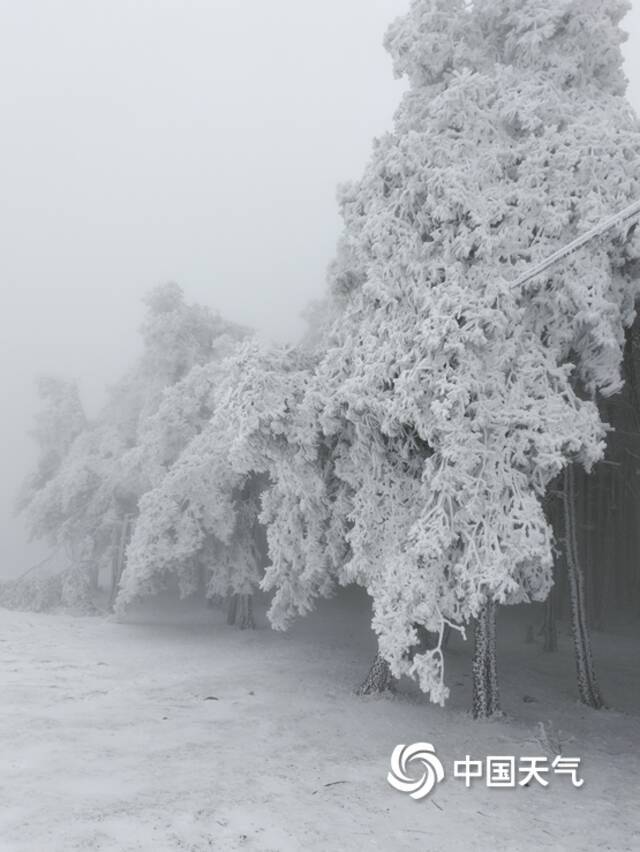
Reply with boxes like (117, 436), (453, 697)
(226, 593), (239, 626)
(109, 515), (132, 612)
(563, 466), (604, 709)
(356, 652), (394, 695)
(472, 600), (500, 719)
(238, 593), (255, 630)
(542, 593), (558, 652)
(87, 560), (100, 593)
(197, 562), (212, 605)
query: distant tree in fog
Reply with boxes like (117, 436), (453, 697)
(16, 376), (86, 515)
(17, 284), (248, 601)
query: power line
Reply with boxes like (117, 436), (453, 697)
(511, 198), (640, 290)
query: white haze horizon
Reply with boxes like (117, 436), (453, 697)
(2, 0), (640, 576)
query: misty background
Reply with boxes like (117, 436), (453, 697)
(2, 0), (640, 578)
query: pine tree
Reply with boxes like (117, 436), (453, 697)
(16, 376), (86, 515)
(261, 0), (640, 713)
(17, 285), (246, 608)
(114, 341), (301, 614)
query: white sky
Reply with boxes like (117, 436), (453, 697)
(2, 0), (640, 574)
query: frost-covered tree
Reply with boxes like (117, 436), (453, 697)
(115, 427), (263, 615)
(114, 341), (311, 619)
(261, 0), (640, 715)
(4, 377), (92, 613)
(16, 376), (86, 515)
(104, 282), (247, 443)
(127, 335), (243, 492)
(18, 284), (247, 608)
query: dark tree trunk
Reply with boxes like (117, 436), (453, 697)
(198, 562), (213, 605)
(582, 467), (597, 629)
(226, 593), (239, 626)
(356, 652), (394, 695)
(542, 593), (558, 653)
(563, 466), (604, 709)
(238, 593), (255, 630)
(594, 464), (609, 628)
(603, 470), (615, 619)
(472, 600), (500, 719)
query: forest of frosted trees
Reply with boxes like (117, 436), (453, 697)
(5, 0), (640, 722)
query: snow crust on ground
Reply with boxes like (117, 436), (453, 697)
(1, 588), (639, 851)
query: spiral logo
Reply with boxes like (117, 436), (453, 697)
(387, 742), (445, 799)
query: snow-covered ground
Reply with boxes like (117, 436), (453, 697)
(1, 588), (639, 851)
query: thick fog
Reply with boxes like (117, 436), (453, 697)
(2, 0), (640, 577)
